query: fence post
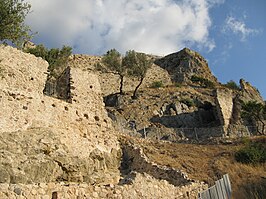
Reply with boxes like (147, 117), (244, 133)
(144, 127), (146, 139)
(194, 128), (199, 141)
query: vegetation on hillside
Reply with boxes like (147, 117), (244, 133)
(180, 98), (195, 107)
(123, 50), (153, 99)
(0, 0), (33, 47)
(224, 80), (240, 90)
(102, 49), (152, 98)
(190, 75), (215, 88)
(26, 44), (72, 78)
(151, 81), (164, 88)
(241, 100), (266, 135)
(102, 49), (126, 94)
(235, 139), (266, 164)
(123, 135), (266, 199)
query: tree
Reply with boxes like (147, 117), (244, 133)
(241, 101), (266, 135)
(123, 50), (152, 99)
(0, 0), (32, 47)
(102, 49), (126, 94)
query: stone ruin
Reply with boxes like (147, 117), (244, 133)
(0, 45), (208, 198)
(0, 45), (121, 185)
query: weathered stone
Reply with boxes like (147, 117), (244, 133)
(154, 48), (218, 85)
(0, 45), (121, 185)
(239, 79), (264, 103)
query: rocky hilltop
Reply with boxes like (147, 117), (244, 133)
(0, 45), (209, 198)
(154, 48), (218, 84)
(0, 45), (264, 198)
(67, 47), (264, 140)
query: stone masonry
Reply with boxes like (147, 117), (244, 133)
(0, 45), (208, 198)
(0, 45), (121, 185)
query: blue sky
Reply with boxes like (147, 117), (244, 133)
(201, 0), (266, 100)
(26, 0), (265, 99)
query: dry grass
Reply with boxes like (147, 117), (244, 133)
(124, 136), (266, 199)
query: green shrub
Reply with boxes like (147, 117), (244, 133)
(180, 98), (194, 107)
(151, 81), (164, 88)
(26, 44), (72, 78)
(235, 142), (266, 164)
(190, 75), (214, 88)
(224, 80), (240, 90)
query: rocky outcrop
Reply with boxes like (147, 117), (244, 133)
(154, 48), (218, 85)
(0, 45), (121, 185)
(239, 79), (264, 103)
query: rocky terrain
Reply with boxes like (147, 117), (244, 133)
(0, 44), (265, 199)
(0, 45), (207, 198)
(68, 47), (264, 141)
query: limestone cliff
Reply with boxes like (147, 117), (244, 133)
(154, 48), (218, 85)
(239, 78), (264, 103)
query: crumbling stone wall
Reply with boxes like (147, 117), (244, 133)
(0, 45), (209, 198)
(121, 143), (191, 186)
(0, 173), (207, 199)
(68, 54), (172, 96)
(0, 45), (121, 185)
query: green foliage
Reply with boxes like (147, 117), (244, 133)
(123, 50), (153, 98)
(102, 49), (125, 94)
(180, 98), (194, 107)
(102, 49), (152, 97)
(241, 101), (265, 119)
(123, 50), (152, 79)
(102, 49), (125, 75)
(224, 80), (240, 90)
(190, 75), (214, 88)
(235, 141), (266, 164)
(0, 0), (32, 47)
(26, 44), (72, 78)
(151, 81), (164, 88)
(25, 44), (47, 59)
(241, 101), (266, 134)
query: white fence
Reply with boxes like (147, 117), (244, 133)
(198, 174), (232, 199)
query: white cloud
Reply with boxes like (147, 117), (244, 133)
(223, 16), (260, 41)
(26, 0), (222, 55)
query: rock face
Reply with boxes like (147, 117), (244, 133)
(0, 45), (121, 185)
(215, 88), (234, 133)
(154, 48), (218, 84)
(239, 78), (264, 103)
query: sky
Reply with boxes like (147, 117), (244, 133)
(25, 0), (266, 99)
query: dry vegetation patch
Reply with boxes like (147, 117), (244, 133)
(123, 136), (266, 199)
